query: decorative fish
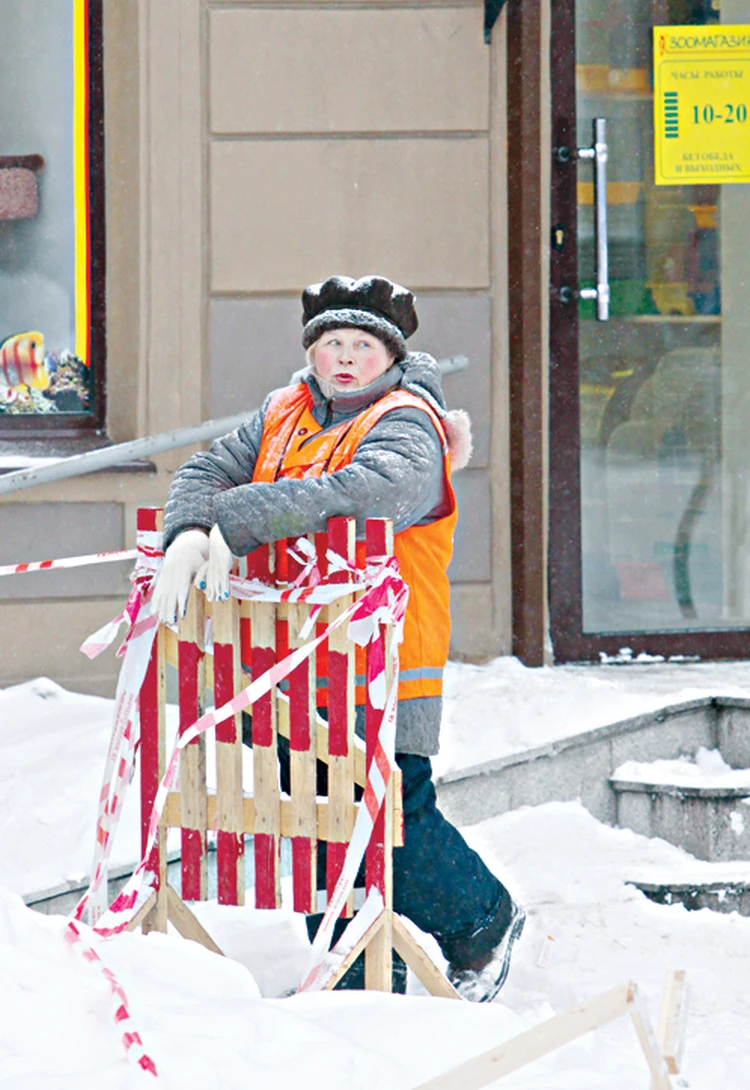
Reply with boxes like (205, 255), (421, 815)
(0, 331), (48, 389)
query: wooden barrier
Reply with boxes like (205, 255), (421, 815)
(136, 507), (457, 997)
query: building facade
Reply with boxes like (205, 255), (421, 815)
(1, 0), (748, 696)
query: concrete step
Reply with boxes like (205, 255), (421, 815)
(625, 862), (750, 916)
(610, 763), (750, 861)
(437, 696), (750, 836)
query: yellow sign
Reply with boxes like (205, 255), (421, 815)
(653, 25), (750, 184)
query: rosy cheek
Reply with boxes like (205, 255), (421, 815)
(314, 350), (334, 377)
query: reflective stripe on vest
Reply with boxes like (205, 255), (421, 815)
(253, 383), (457, 703)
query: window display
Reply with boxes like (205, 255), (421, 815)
(0, 1), (101, 425)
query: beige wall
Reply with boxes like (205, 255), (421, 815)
(0, 0), (513, 694)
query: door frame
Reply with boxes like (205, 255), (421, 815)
(547, 0), (750, 662)
(507, 0), (546, 667)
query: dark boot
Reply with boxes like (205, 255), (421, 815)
(437, 892), (525, 1003)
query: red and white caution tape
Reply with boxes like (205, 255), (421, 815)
(75, 529), (164, 926)
(65, 920), (159, 1078)
(0, 548), (136, 578)
(65, 531), (165, 1078)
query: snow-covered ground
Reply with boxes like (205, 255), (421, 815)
(3, 658), (750, 1087)
(436, 655), (750, 778)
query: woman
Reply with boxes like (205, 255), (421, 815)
(154, 274), (524, 1001)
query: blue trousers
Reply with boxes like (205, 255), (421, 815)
(392, 753), (510, 961)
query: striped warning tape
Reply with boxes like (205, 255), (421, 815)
(0, 548), (137, 578)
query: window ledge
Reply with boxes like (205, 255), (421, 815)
(0, 436), (155, 476)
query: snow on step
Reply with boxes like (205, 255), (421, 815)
(611, 748), (750, 862)
(625, 860), (750, 916)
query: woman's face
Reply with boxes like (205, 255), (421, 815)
(312, 328), (393, 390)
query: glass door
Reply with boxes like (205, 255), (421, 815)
(549, 0), (750, 660)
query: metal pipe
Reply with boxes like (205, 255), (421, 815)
(0, 410), (256, 496)
(0, 354), (469, 497)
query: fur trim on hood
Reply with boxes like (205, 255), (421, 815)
(443, 409), (473, 471)
(399, 353), (473, 471)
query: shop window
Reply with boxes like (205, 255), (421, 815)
(0, 1), (104, 435)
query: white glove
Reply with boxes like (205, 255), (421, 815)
(194, 523), (234, 602)
(152, 529), (210, 624)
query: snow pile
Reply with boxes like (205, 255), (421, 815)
(0, 677), (145, 899)
(4, 666), (750, 1086)
(465, 801), (750, 1089)
(614, 746), (750, 789)
(2, 800), (750, 1087)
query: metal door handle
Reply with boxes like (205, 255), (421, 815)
(577, 118), (610, 321)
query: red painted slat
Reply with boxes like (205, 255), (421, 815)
(246, 543), (272, 582)
(314, 531), (328, 578)
(327, 517), (353, 758)
(139, 639), (161, 883)
(178, 638), (205, 900)
(253, 833), (278, 910)
(251, 605), (279, 909)
(364, 520), (390, 900)
(137, 507), (166, 915)
(214, 637), (242, 905)
(249, 646), (274, 751)
(240, 613), (252, 674)
(326, 840), (347, 899)
(137, 507), (160, 533)
(217, 829), (244, 905)
(289, 630), (314, 914)
(275, 539), (289, 585)
(292, 837), (313, 915)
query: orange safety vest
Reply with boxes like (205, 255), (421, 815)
(252, 383), (457, 704)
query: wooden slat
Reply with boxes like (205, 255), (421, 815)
(167, 885), (224, 956)
(629, 984), (673, 1090)
(250, 589), (282, 910)
(166, 790), (342, 841)
(325, 517), (356, 913)
(656, 969), (688, 1077)
(277, 692), (369, 790)
(364, 518), (394, 991)
(138, 507), (168, 935)
(288, 595), (318, 914)
(165, 625), (178, 667)
(413, 984), (634, 1090)
(124, 891), (158, 934)
(177, 585), (208, 901)
(323, 914), (385, 992)
(212, 595), (245, 906)
(392, 914), (459, 1001)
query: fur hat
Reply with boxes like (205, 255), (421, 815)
(301, 275), (418, 361)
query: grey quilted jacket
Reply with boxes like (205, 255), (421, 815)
(163, 353), (454, 755)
